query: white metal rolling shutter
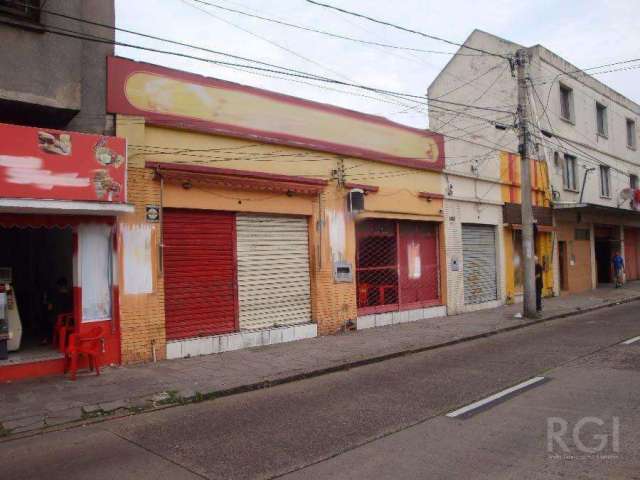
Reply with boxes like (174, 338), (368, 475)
(236, 214), (312, 330)
(462, 224), (497, 305)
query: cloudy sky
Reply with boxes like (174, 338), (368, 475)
(115, 0), (640, 128)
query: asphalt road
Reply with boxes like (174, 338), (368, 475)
(2, 302), (640, 480)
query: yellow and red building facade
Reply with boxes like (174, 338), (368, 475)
(107, 57), (447, 364)
(500, 152), (555, 301)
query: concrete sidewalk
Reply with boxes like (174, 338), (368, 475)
(2, 282), (640, 438)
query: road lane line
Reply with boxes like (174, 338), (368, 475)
(446, 376), (547, 418)
(621, 336), (640, 345)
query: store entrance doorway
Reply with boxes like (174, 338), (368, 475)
(0, 227), (74, 363)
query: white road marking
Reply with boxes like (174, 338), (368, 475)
(446, 376), (546, 418)
(621, 336), (640, 345)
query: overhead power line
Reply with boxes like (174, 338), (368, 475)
(0, 13), (514, 116)
(304, 0), (511, 60)
(187, 0), (482, 56)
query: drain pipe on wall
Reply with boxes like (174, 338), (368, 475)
(157, 167), (164, 275)
(151, 338), (157, 363)
(579, 167), (596, 204)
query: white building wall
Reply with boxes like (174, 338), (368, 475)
(429, 31), (519, 312)
(430, 29), (640, 295)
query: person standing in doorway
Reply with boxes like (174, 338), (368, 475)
(612, 251), (625, 288)
(535, 256), (544, 313)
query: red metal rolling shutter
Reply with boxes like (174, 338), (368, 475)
(163, 209), (237, 340)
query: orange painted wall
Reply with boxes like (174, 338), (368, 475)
(116, 116), (445, 362)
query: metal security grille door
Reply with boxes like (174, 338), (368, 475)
(356, 219), (440, 314)
(163, 209), (237, 340)
(236, 214), (312, 330)
(462, 224), (497, 304)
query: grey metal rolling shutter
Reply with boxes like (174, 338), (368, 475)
(236, 214), (312, 330)
(462, 224), (497, 304)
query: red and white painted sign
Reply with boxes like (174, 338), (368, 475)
(0, 123), (127, 202)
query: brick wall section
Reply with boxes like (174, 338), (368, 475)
(118, 166), (167, 363)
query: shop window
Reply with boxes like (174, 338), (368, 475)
(79, 224), (112, 321)
(562, 154), (578, 191)
(596, 102), (608, 137)
(559, 84), (574, 122)
(575, 228), (590, 241)
(599, 165), (611, 198)
(0, 0), (40, 22)
(627, 119), (637, 149)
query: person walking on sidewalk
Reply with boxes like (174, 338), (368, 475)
(535, 256), (543, 313)
(613, 251), (625, 288)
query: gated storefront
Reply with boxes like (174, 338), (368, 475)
(356, 219), (440, 315)
(163, 209), (314, 352)
(461, 224), (497, 305)
(108, 55), (445, 362)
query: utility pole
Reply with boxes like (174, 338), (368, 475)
(515, 48), (538, 318)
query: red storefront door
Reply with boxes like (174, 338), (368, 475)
(625, 228), (639, 281)
(163, 209), (238, 340)
(399, 222), (439, 307)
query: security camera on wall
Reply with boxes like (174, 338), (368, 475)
(347, 189), (365, 214)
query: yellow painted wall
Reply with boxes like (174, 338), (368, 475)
(499, 151), (554, 301)
(116, 115), (445, 362)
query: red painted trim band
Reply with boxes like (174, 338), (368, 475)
(344, 182), (379, 193)
(145, 161), (328, 186)
(418, 192), (444, 200)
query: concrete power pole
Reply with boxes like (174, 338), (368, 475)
(516, 48), (538, 318)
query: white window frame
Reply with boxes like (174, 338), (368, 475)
(596, 102), (608, 137)
(627, 118), (637, 150)
(599, 165), (611, 198)
(559, 84), (574, 123)
(563, 154), (578, 191)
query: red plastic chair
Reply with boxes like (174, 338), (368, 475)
(64, 326), (105, 381)
(53, 313), (74, 352)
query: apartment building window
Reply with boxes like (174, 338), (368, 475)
(0, 0), (40, 21)
(559, 84), (574, 122)
(563, 154), (578, 191)
(627, 119), (637, 149)
(596, 103), (608, 137)
(600, 166), (611, 198)
(630, 174), (638, 190)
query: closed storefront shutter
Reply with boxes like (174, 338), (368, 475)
(236, 214), (312, 330)
(462, 224), (497, 304)
(163, 209), (237, 340)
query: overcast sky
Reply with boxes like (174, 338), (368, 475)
(115, 0), (640, 128)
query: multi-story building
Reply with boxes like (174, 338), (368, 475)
(0, 0), (114, 134)
(0, 1), (131, 381)
(428, 30), (640, 313)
